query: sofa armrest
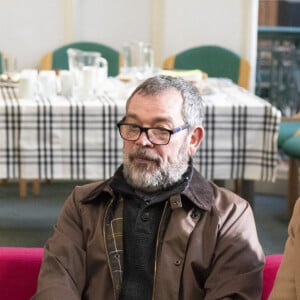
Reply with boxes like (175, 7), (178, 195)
(261, 254), (283, 300)
(0, 247), (43, 300)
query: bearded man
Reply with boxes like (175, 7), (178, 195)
(33, 75), (264, 300)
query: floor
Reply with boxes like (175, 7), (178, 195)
(0, 180), (289, 255)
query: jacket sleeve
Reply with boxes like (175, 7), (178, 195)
(204, 194), (265, 300)
(31, 187), (86, 300)
(268, 198), (300, 300)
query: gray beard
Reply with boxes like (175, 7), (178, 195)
(123, 142), (189, 193)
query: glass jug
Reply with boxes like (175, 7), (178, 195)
(121, 41), (154, 77)
(67, 48), (108, 97)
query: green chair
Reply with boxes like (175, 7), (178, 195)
(281, 132), (300, 218)
(163, 45), (250, 89)
(278, 119), (300, 148)
(40, 41), (121, 77)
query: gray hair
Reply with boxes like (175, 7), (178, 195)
(126, 75), (204, 127)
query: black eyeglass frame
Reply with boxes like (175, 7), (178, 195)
(117, 122), (190, 145)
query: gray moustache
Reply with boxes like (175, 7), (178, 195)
(129, 151), (160, 163)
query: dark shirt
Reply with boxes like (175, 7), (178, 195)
(110, 164), (192, 300)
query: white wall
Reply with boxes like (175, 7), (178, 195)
(162, 0), (259, 90)
(163, 0), (244, 56)
(0, 0), (65, 69)
(79, 0), (151, 47)
(0, 0), (258, 89)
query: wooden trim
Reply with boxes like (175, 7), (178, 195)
(39, 52), (53, 70)
(238, 57), (250, 90)
(150, 0), (164, 67)
(281, 112), (300, 122)
(162, 55), (175, 69)
(119, 53), (124, 70)
(63, 0), (77, 42)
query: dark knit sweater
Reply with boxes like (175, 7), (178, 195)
(110, 164), (192, 300)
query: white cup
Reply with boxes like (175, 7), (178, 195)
(38, 70), (57, 97)
(18, 77), (36, 99)
(59, 70), (73, 97)
(18, 69), (38, 99)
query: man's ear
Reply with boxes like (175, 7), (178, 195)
(188, 126), (204, 156)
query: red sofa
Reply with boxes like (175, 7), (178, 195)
(261, 254), (283, 300)
(0, 247), (43, 300)
(0, 247), (282, 300)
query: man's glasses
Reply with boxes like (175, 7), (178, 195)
(117, 122), (189, 145)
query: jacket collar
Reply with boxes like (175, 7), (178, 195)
(181, 169), (213, 211)
(82, 163), (213, 211)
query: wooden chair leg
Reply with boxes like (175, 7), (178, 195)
(32, 179), (41, 195)
(19, 179), (27, 198)
(234, 179), (242, 195)
(288, 157), (299, 219)
(240, 180), (255, 207)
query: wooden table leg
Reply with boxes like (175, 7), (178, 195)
(213, 179), (254, 207)
(234, 179), (242, 196)
(288, 157), (299, 219)
(240, 180), (255, 208)
(19, 179), (27, 197)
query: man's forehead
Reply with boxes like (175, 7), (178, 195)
(129, 88), (182, 104)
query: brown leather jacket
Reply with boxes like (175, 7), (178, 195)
(32, 169), (265, 300)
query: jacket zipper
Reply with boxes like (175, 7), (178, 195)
(151, 201), (170, 300)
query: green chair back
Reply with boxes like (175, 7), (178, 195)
(278, 121), (300, 147)
(52, 42), (120, 77)
(282, 135), (300, 158)
(174, 45), (241, 84)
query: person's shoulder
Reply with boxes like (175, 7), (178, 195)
(210, 183), (251, 219)
(294, 197), (300, 213)
(289, 197), (300, 227)
(70, 179), (114, 204)
(76, 180), (106, 192)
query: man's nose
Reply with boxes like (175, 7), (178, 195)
(136, 131), (153, 146)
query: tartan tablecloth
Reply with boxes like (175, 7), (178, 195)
(0, 78), (281, 182)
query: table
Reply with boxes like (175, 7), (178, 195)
(0, 78), (281, 199)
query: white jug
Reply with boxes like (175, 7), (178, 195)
(67, 48), (108, 98)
